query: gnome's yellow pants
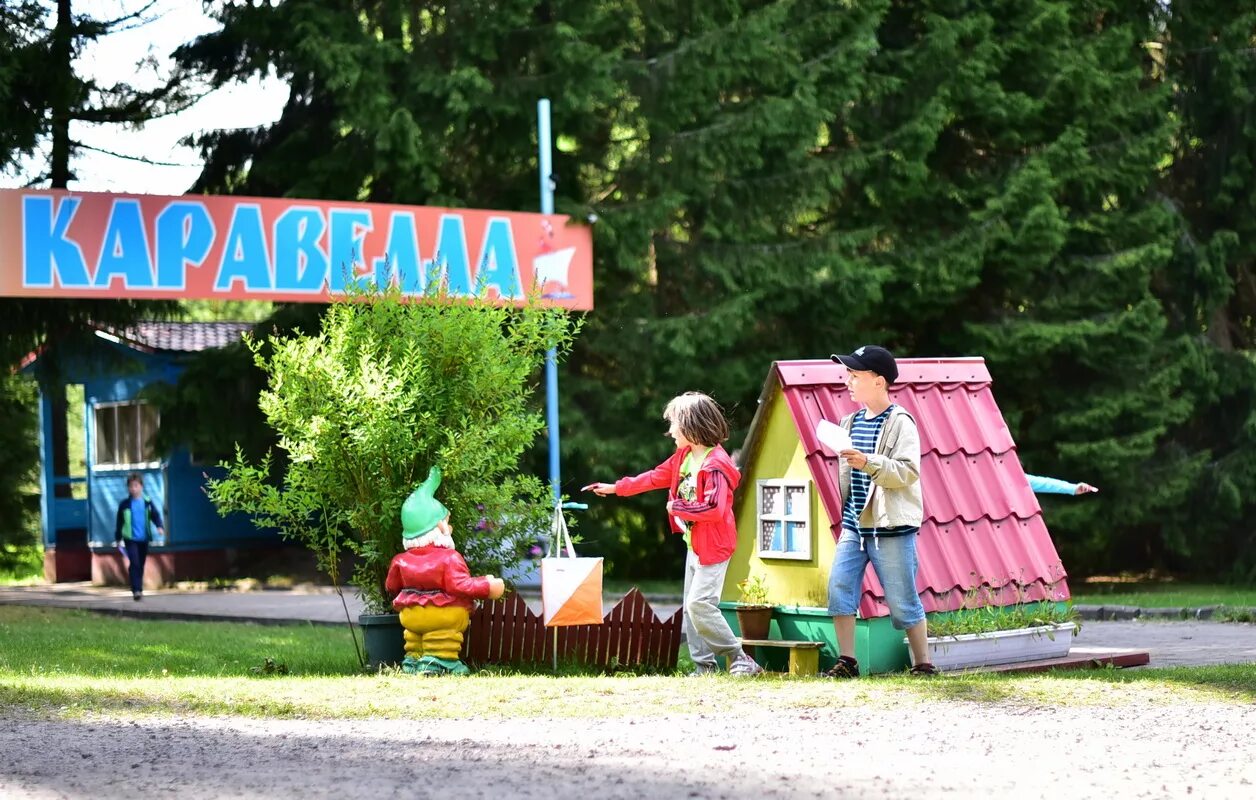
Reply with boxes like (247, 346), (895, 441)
(398, 605), (470, 661)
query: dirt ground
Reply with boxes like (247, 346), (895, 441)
(4, 701), (1254, 799)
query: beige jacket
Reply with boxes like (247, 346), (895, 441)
(838, 405), (924, 531)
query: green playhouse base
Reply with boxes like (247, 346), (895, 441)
(720, 602), (910, 675)
(720, 601), (1071, 675)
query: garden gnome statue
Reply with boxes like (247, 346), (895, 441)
(384, 467), (505, 675)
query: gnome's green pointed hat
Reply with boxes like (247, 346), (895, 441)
(401, 467), (449, 539)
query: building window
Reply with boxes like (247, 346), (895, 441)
(756, 479), (812, 560)
(93, 401), (159, 468)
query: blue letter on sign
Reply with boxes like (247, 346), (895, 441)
(431, 214), (471, 296)
(23, 195), (90, 288)
(476, 217), (522, 298)
(328, 208), (373, 292)
(94, 200), (154, 288)
(155, 202), (214, 290)
(215, 205), (272, 291)
(372, 212), (422, 293)
(274, 207), (327, 292)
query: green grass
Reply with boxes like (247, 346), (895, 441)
(602, 578), (683, 597)
(0, 606), (360, 678)
(2, 606), (1255, 720)
(0, 544), (44, 586)
(1070, 581), (1256, 609)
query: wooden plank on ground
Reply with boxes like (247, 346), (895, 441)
(951, 648), (1151, 675)
(740, 638), (824, 649)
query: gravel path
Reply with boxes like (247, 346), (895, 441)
(4, 703), (1254, 799)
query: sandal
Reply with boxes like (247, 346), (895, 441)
(821, 655), (860, 678)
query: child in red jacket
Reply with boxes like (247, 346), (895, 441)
(584, 392), (763, 676)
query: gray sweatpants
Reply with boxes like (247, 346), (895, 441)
(682, 549), (743, 667)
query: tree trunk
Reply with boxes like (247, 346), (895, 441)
(50, 0), (73, 189)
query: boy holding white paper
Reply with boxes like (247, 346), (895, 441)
(823, 345), (937, 677)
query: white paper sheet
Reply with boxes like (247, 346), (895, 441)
(816, 419), (853, 453)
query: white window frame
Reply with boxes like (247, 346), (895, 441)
(755, 479), (812, 561)
(92, 400), (161, 470)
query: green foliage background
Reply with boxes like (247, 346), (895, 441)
(3, 0), (1256, 582)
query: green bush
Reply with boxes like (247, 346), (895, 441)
(0, 373), (39, 555)
(209, 281), (579, 613)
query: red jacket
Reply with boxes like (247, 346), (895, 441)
(385, 546), (494, 611)
(614, 445), (741, 566)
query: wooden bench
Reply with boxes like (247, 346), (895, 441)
(740, 639), (825, 676)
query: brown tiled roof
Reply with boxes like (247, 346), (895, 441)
(102, 321), (254, 353)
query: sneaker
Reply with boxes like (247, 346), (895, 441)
(821, 655), (860, 679)
(132, 592), (142, 602)
(686, 663), (720, 677)
(909, 662), (939, 676)
(728, 653), (764, 677)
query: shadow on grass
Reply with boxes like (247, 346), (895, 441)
(0, 682), (308, 718)
(455, 657), (677, 678)
(907, 676), (1018, 703)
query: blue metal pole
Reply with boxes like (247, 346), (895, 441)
(538, 98), (560, 506)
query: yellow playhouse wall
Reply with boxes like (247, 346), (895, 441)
(724, 394), (836, 608)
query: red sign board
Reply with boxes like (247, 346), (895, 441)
(0, 189), (593, 309)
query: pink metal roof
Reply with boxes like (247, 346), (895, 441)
(773, 358), (1070, 618)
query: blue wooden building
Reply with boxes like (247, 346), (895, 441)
(22, 321), (287, 587)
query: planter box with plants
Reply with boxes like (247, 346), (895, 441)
(732, 574), (774, 640)
(915, 600), (1079, 671)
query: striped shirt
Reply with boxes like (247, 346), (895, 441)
(842, 405), (915, 537)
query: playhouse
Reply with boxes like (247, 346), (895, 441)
(722, 358), (1071, 673)
(22, 320), (288, 587)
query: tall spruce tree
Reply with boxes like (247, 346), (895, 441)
(830, 1), (1186, 576)
(176, 0), (624, 209)
(0, 0), (184, 548)
(171, 0), (641, 561)
(569, 0), (1191, 578)
(561, 0), (893, 575)
(1156, 1), (1256, 579)
(168, 0), (1255, 580)
(0, 1), (46, 174)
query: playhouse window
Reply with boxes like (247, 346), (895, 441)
(93, 401), (159, 468)
(756, 480), (811, 560)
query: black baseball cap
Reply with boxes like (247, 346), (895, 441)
(831, 345), (899, 384)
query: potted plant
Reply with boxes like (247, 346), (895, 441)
(208, 279), (578, 669)
(734, 574), (774, 640)
(913, 582), (1080, 671)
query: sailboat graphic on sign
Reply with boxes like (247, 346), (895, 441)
(533, 247), (576, 299)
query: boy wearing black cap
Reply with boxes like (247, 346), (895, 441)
(824, 345), (937, 677)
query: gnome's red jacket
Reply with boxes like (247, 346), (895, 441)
(385, 546), (494, 611)
(614, 445), (742, 566)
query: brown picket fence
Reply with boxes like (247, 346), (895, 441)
(461, 587), (683, 671)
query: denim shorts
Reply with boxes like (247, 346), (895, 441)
(827, 527), (926, 630)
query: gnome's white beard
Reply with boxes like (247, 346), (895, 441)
(404, 529), (455, 550)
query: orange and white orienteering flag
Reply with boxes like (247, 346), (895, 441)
(541, 504), (603, 627)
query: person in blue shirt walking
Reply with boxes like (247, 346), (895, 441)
(1026, 474), (1098, 495)
(114, 473), (165, 601)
